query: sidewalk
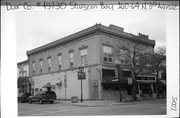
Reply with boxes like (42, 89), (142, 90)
(55, 99), (141, 107)
(55, 98), (166, 107)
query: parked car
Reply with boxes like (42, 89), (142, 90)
(29, 91), (57, 104)
(18, 92), (31, 103)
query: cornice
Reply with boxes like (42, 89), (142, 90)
(27, 24), (155, 56)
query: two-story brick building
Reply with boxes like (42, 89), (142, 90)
(17, 60), (31, 95)
(27, 24), (156, 100)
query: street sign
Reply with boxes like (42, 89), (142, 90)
(78, 72), (86, 80)
(112, 79), (118, 82)
(128, 78), (132, 85)
(82, 72), (86, 79)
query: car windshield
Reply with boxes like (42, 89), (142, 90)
(35, 91), (46, 96)
(23, 93), (31, 97)
(18, 93), (24, 97)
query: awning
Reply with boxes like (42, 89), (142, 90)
(102, 76), (128, 84)
(42, 82), (52, 88)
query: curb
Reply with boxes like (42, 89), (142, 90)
(59, 101), (139, 107)
(54, 98), (166, 107)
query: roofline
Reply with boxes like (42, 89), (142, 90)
(17, 60), (29, 66)
(27, 24), (155, 56)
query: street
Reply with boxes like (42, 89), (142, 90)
(18, 98), (166, 116)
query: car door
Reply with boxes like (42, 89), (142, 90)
(32, 93), (40, 102)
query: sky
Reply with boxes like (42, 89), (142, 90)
(16, 9), (166, 63)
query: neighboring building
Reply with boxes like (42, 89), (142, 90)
(17, 60), (31, 95)
(27, 24), (156, 100)
(158, 60), (166, 98)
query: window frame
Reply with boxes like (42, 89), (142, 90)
(80, 48), (88, 66)
(103, 45), (113, 63)
(47, 57), (51, 71)
(58, 54), (62, 69)
(39, 59), (43, 73)
(69, 51), (74, 67)
(32, 61), (35, 74)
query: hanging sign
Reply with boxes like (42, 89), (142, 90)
(78, 72), (86, 80)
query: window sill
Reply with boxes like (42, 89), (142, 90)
(103, 61), (113, 64)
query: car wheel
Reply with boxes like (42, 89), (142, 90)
(19, 100), (22, 103)
(50, 101), (53, 104)
(39, 99), (43, 104)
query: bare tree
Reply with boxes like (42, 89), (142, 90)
(147, 46), (166, 98)
(115, 42), (150, 101)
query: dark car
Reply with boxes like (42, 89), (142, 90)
(29, 91), (57, 104)
(18, 93), (31, 103)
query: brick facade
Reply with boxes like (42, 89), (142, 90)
(27, 24), (155, 100)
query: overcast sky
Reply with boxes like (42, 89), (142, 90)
(16, 9), (166, 63)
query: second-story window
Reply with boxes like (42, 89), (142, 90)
(80, 49), (87, 66)
(39, 59), (43, 73)
(47, 57), (51, 71)
(69, 52), (74, 67)
(58, 53), (62, 69)
(103, 46), (112, 62)
(24, 71), (27, 77)
(32, 61), (35, 74)
(119, 49), (129, 65)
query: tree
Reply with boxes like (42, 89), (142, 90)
(115, 42), (151, 101)
(147, 46), (166, 98)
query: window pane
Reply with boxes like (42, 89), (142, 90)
(32, 62), (35, 70)
(108, 54), (112, 62)
(58, 55), (62, 66)
(81, 56), (84, 65)
(70, 62), (73, 67)
(84, 55), (87, 64)
(108, 57), (112, 62)
(70, 52), (74, 63)
(80, 49), (87, 56)
(48, 58), (51, 67)
(104, 57), (108, 62)
(70, 52), (73, 58)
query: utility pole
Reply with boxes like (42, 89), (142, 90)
(115, 60), (122, 102)
(78, 67), (86, 102)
